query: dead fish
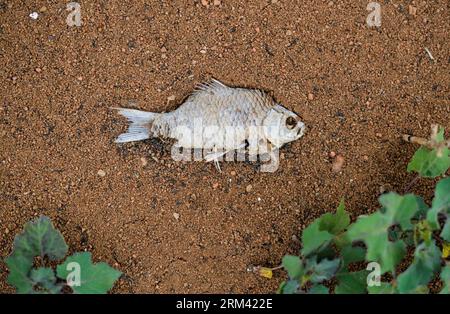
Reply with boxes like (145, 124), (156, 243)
(112, 79), (306, 170)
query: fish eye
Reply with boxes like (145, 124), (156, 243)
(285, 116), (297, 129)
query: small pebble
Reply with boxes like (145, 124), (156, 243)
(29, 12), (39, 20)
(97, 170), (106, 177)
(213, 0), (221, 5)
(35, 67), (42, 73)
(329, 151), (336, 158)
(332, 155), (345, 172)
(376, 132), (382, 138)
(230, 171), (236, 176)
(39, 6), (47, 13)
(212, 182), (219, 189)
(308, 93), (314, 100)
(201, 0), (208, 6)
(167, 95), (176, 102)
(140, 157), (148, 167)
(246, 184), (253, 193)
(173, 212), (180, 220)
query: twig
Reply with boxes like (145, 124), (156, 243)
(402, 123), (450, 151)
(424, 47), (435, 62)
(402, 134), (450, 148)
(403, 174), (420, 194)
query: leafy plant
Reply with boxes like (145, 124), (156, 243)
(4, 216), (121, 294)
(278, 126), (450, 294)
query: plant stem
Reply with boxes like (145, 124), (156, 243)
(403, 174), (420, 194)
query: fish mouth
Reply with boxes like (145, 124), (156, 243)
(296, 122), (306, 138)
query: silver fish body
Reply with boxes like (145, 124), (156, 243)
(114, 79), (305, 161)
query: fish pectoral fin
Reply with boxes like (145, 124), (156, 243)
(204, 149), (225, 173)
(214, 159), (222, 173)
(204, 142), (247, 162)
(204, 150), (228, 162)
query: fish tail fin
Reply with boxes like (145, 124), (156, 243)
(111, 107), (159, 143)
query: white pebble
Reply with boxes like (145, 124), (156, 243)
(97, 170), (106, 177)
(29, 12), (39, 20)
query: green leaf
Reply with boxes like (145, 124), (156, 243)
(416, 220), (433, 244)
(5, 255), (61, 294)
(281, 280), (299, 294)
(379, 193), (425, 231)
(5, 253), (33, 293)
(440, 265), (450, 294)
(282, 255), (303, 280)
(315, 245), (338, 261)
(347, 211), (406, 273)
(4, 216), (68, 294)
(368, 282), (396, 294)
(441, 220), (450, 242)
(407, 127), (450, 177)
(340, 245), (366, 269)
(56, 252), (121, 294)
(277, 281), (286, 294)
(427, 177), (450, 229)
(402, 230), (415, 246)
(306, 257), (340, 283)
(10, 216), (68, 260)
(320, 199), (350, 235)
(397, 241), (441, 293)
(381, 241), (406, 273)
(346, 193), (423, 273)
(308, 284), (329, 294)
(301, 219), (334, 256)
(335, 270), (368, 294)
(433, 177), (450, 212)
(29, 267), (61, 294)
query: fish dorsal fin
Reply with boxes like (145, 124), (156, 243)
(193, 78), (232, 97)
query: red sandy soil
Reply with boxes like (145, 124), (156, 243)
(0, 0), (449, 293)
